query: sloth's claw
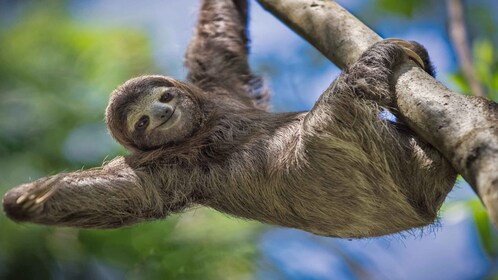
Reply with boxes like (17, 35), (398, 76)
(11, 175), (61, 215)
(15, 193), (28, 205)
(401, 47), (425, 69)
(384, 38), (425, 69)
(21, 197), (36, 210)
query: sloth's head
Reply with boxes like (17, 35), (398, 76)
(106, 75), (206, 152)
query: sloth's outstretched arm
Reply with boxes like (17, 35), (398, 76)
(186, 0), (249, 86)
(2, 157), (183, 229)
(185, 0), (269, 108)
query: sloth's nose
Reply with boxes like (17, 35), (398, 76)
(151, 103), (172, 120)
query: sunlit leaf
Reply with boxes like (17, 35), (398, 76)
(473, 39), (494, 65)
(377, 0), (425, 17)
(448, 73), (471, 95)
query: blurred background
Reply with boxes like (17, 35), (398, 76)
(1, 0), (498, 279)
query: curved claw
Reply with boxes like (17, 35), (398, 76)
(3, 175), (63, 222)
(384, 38), (425, 69)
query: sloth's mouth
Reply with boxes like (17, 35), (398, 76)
(155, 108), (176, 129)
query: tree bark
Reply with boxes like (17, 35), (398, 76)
(256, 0), (498, 227)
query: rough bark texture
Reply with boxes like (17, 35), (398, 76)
(257, 0), (498, 226)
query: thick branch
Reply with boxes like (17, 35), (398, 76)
(257, 0), (498, 226)
(446, 0), (486, 97)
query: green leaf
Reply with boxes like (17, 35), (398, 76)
(491, 72), (498, 101)
(466, 200), (497, 256)
(473, 39), (494, 65)
(448, 73), (471, 95)
(377, 0), (425, 17)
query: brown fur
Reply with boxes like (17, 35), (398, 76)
(2, 0), (456, 238)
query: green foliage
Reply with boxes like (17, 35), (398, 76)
(473, 39), (498, 100)
(449, 73), (471, 95)
(449, 39), (498, 100)
(0, 209), (260, 279)
(0, 4), (260, 280)
(466, 200), (498, 257)
(376, 0), (427, 17)
(0, 5), (153, 174)
(79, 209), (260, 280)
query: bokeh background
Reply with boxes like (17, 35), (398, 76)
(1, 0), (498, 279)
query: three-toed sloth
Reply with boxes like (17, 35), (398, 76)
(3, 0), (456, 238)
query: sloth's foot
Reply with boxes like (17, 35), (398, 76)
(384, 38), (426, 69)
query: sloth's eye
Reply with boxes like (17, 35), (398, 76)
(159, 91), (174, 103)
(135, 116), (149, 130)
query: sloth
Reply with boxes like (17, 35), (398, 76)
(2, 0), (456, 238)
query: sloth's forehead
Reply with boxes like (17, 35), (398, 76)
(133, 87), (167, 108)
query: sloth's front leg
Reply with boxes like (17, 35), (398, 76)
(340, 39), (434, 107)
(2, 158), (182, 229)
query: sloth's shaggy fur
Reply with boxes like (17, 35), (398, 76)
(3, 0), (456, 238)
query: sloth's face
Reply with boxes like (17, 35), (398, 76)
(126, 86), (203, 150)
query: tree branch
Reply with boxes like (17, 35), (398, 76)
(257, 0), (498, 227)
(446, 0), (486, 97)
